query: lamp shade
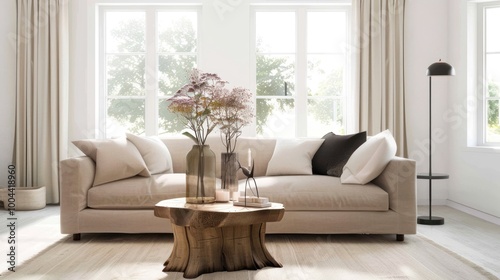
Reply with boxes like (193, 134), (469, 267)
(427, 59), (455, 76)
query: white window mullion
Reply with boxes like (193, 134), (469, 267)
(477, 3), (486, 145)
(249, 10), (258, 136)
(296, 8), (308, 137)
(145, 9), (158, 136)
(98, 9), (107, 138)
(345, 6), (354, 133)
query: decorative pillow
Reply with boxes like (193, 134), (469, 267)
(72, 137), (150, 186)
(126, 133), (173, 174)
(266, 138), (324, 176)
(340, 130), (397, 184)
(312, 131), (367, 177)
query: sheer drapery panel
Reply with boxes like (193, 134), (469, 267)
(15, 0), (68, 203)
(353, 0), (407, 157)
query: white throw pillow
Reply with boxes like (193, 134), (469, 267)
(72, 137), (150, 186)
(340, 130), (397, 184)
(266, 138), (324, 176)
(126, 133), (173, 174)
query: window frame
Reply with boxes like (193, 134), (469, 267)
(476, 1), (500, 146)
(250, 4), (352, 138)
(96, 5), (200, 138)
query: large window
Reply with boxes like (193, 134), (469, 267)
(96, 4), (350, 139)
(253, 6), (350, 138)
(477, 2), (500, 145)
(98, 6), (198, 138)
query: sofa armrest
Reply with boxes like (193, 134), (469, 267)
(59, 156), (95, 234)
(372, 157), (416, 222)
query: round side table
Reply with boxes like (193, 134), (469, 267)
(417, 173), (448, 225)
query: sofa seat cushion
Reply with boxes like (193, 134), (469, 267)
(88, 173), (388, 211)
(246, 175), (388, 211)
(88, 173), (186, 209)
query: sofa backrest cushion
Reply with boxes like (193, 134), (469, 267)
(126, 133), (173, 174)
(312, 131), (367, 177)
(265, 138), (324, 176)
(341, 130), (397, 184)
(233, 137), (277, 178)
(72, 137), (150, 186)
(162, 136), (277, 178)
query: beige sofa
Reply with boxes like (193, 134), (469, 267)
(60, 136), (416, 241)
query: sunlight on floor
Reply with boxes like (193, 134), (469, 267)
(0, 206), (66, 272)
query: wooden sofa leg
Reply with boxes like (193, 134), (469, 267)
(396, 234), (404, 241)
(73, 233), (81, 241)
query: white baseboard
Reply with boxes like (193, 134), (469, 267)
(446, 200), (500, 226)
(417, 198), (448, 206)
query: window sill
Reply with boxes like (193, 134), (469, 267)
(465, 146), (500, 154)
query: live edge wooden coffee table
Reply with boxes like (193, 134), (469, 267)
(154, 197), (285, 279)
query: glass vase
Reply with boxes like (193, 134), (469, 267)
(221, 152), (239, 201)
(186, 145), (216, 204)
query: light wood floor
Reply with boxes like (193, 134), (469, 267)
(0, 205), (499, 278)
(416, 205), (500, 278)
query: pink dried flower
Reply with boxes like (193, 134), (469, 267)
(167, 68), (253, 149)
(211, 87), (254, 153)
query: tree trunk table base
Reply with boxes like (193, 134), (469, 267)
(154, 198), (285, 279)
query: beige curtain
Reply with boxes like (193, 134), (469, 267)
(353, 0), (407, 157)
(15, 0), (68, 203)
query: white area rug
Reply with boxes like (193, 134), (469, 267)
(0, 232), (496, 280)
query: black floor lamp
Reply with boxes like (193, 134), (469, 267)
(417, 59), (455, 226)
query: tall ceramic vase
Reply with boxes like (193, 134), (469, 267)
(186, 145), (216, 204)
(221, 152), (239, 201)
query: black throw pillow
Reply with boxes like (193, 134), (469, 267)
(312, 131), (367, 177)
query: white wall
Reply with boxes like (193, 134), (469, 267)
(199, 0), (250, 86)
(405, 0), (451, 205)
(0, 0), (17, 187)
(405, 0), (500, 222)
(447, 0), (500, 221)
(67, 0), (95, 156)
(199, 0), (254, 135)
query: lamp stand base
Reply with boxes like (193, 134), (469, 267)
(417, 216), (444, 225)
